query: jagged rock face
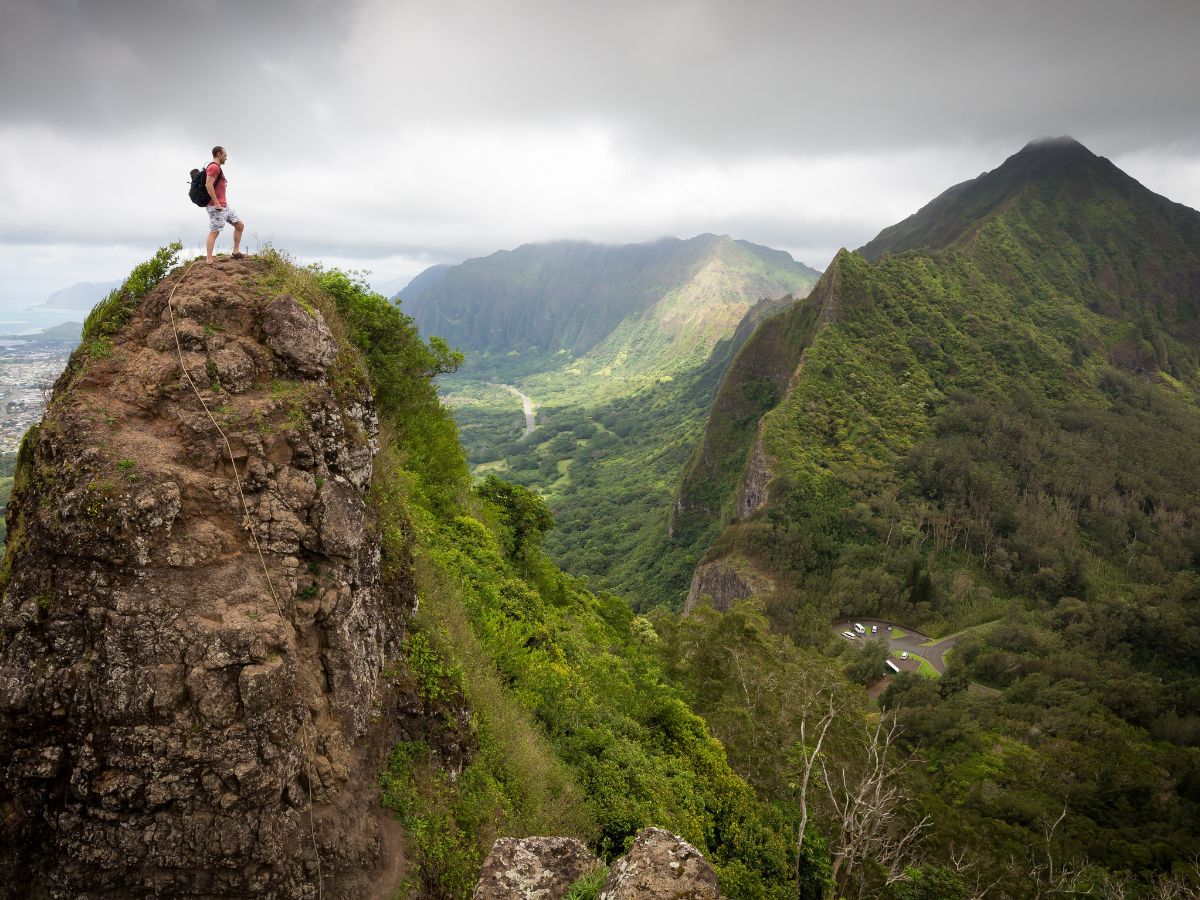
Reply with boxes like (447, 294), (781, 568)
(0, 258), (408, 898)
(473, 836), (601, 900)
(734, 429), (773, 520)
(599, 828), (720, 900)
(683, 562), (763, 615)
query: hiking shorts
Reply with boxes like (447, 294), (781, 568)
(207, 205), (242, 233)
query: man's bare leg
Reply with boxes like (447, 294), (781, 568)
(232, 220), (245, 257)
(206, 229), (219, 263)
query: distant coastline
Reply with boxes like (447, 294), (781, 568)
(0, 305), (90, 336)
(0, 320), (82, 343)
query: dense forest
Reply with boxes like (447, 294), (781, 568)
(454, 363), (726, 609)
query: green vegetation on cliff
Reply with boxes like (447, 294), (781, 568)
(0, 453), (16, 542)
(263, 254), (817, 898)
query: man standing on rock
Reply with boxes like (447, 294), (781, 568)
(204, 146), (246, 263)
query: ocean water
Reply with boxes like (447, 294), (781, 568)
(0, 303), (91, 335)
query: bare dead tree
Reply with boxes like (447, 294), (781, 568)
(1093, 870), (1135, 900)
(727, 646), (761, 777)
(819, 712), (930, 896)
(789, 691), (840, 887)
(1147, 854), (1200, 900)
(1024, 805), (1093, 898)
(946, 844), (1003, 900)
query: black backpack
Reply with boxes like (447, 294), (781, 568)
(188, 163), (222, 207)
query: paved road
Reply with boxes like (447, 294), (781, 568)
(832, 617), (966, 675)
(501, 384), (536, 436)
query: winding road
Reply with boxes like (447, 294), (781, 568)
(501, 384), (536, 436)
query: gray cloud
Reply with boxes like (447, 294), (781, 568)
(6, 0), (1197, 153)
(0, 0), (346, 135)
(0, 0), (1198, 306)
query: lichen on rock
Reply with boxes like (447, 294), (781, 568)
(473, 836), (602, 900)
(599, 828), (721, 900)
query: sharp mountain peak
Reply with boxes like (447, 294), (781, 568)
(1016, 133), (1091, 155)
(857, 136), (1178, 260)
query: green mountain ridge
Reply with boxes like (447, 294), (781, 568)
(664, 137), (1200, 888)
(861, 137), (1200, 263)
(402, 234), (819, 365)
(680, 135), (1200, 548)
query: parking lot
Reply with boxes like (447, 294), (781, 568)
(832, 618), (960, 676)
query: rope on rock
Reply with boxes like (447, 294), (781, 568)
(164, 259), (324, 900)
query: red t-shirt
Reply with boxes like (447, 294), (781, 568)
(205, 163), (227, 207)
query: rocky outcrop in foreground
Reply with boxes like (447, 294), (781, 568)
(0, 257), (409, 898)
(474, 836), (601, 899)
(474, 828), (720, 900)
(600, 828), (721, 899)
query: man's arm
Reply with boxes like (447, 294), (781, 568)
(206, 169), (222, 207)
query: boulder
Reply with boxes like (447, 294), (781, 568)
(263, 294), (337, 377)
(209, 339), (258, 393)
(474, 836), (602, 900)
(600, 828), (720, 900)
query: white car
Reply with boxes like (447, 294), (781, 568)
(900, 652), (909, 660)
(853, 623), (866, 635)
(871, 625), (878, 633)
(842, 631), (855, 640)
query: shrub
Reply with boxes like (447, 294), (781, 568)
(82, 242), (182, 343)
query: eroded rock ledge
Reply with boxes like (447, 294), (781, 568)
(474, 828), (721, 900)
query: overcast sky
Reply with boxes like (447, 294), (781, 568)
(1, 0), (1199, 309)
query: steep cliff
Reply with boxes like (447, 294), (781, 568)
(670, 257), (842, 541)
(0, 255), (411, 898)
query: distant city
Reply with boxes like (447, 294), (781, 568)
(0, 281), (104, 456)
(0, 336), (76, 453)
